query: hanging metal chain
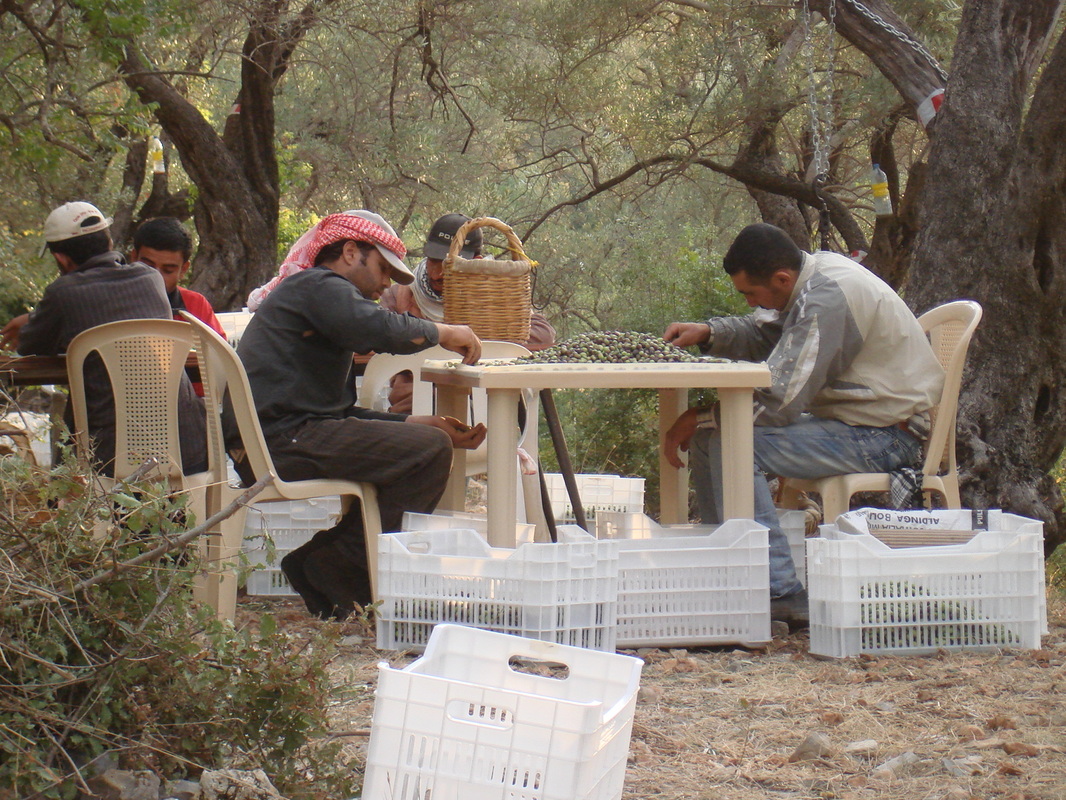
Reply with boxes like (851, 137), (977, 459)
(802, 0), (834, 182)
(842, 0), (949, 82)
(803, 0), (836, 250)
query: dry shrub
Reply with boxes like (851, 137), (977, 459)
(0, 453), (355, 800)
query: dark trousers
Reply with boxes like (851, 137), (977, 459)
(260, 416), (453, 617)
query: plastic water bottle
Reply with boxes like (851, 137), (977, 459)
(149, 136), (165, 174)
(870, 164), (892, 216)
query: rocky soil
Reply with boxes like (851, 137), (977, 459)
(238, 593), (1066, 800)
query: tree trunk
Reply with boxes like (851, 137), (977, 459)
(105, 1), (335, 310)
(908, 0), (1066, 554)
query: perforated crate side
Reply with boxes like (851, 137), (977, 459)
(363, 625), (642, 800)
(609, 519), (771, 648)
(375, 530), (619, 652)
(779, 509), (808, 589)
(543, 474), (645, 522)
(242, 497), (342, 540)
(241, 528), (316, 597)
(807, 527), (1045, 658)
(243, 562), (297, 596)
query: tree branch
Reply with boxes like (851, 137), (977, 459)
(810, 0), (946, 128)
(15, 474), (274, 610)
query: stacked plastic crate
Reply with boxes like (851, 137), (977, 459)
(557, 521), (771, 648)
(241, 497), (342, 595)
(375, 529), (620, 652)
(542, 473), (645, 524)
(808, 508), (1047, 658)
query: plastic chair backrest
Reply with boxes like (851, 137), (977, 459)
(356, 341), (533, 426)
(180, 311), (282, 486)
(917, 300), (983, 478)
(356, 341), (534, 474)
(469, 341), (535, 460)
(66, 319), (197, 482)
(357, 345), (451, 414)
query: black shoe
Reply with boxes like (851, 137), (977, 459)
(303, 544), (372, 622)
(280, 549), (335, 619)
(770, 588), (809, 630)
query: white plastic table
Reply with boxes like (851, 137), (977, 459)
(421, 359), (771, 547)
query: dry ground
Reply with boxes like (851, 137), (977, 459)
(236, 593), (1066, 800)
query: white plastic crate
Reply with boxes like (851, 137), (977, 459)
(595, 508), (806, 587)
(240, 498), (341, 596)
(403, 510), (536, 546)
(543, 473), (644, 522)
(363, 624), (643, 800)
(376, 529), (619, 652)
(242, 529), (314, 596)
(779, 509), (809, 589)
(242, 496), (342, 538)
(808, 508), (1046, 658)
(559, 520), (771, 648)
(215, 309), (253, 347)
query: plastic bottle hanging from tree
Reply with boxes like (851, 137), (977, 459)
(149, 136), (166, 174)
(869, 164), (892, 216)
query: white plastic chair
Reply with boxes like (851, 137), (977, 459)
(357, 345), (450, 416)
(180, 310), (383, 615)
(357, 341), (538, 476)
(358, 342), (543, 528)
(66, 320), (219, 608)
(780, 300), (983, 520)
(67, 319), (205, 483)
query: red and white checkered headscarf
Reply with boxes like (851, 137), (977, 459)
(247, 211), (410, 310)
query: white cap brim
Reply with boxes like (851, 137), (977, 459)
(378, 245), (414, 284)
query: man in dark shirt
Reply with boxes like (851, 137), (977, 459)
(1, 201), (207, 476)
(225, 210), (485, 620)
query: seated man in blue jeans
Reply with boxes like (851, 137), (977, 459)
(663, 223), (944, 626)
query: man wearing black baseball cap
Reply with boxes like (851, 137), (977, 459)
(1, 201), (207, 476)
(379, 213), (556, 412)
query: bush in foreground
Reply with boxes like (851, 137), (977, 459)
(0, 454), (355, 800)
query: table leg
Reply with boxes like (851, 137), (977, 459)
(658, 388), (690, 524)
(435, 385), (469, 512)
(486, 388), (521, 547)
(718, 387), (755, 519)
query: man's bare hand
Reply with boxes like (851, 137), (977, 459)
(1, 314), (29, 352)
(663, 407), (701, 469)
(663, 322), (711, 349)
(407, 414), (488, 449)
(435, 323), (482, 365)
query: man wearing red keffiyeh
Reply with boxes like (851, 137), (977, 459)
(224, 210), (486, 620)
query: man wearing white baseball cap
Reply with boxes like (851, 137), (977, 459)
(1, 201), (207, 476)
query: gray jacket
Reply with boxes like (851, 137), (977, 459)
(19, 251), (207, 475)
(704, 251), (944, 428)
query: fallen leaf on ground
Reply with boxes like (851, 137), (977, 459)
(996, 762), (1024, 775)
(987, 714), (1020, 730)
(955, 724), (984, 740)
(1001, 742), (1040, 757)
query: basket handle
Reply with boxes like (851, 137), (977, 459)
(448, 216), (531, 264)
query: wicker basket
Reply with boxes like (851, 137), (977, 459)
(442, 217), (533, 343)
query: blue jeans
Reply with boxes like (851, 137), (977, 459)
(690, 413), (922, 598)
